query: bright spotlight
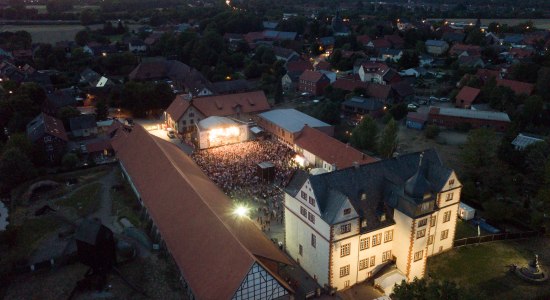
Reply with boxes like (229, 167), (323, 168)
(234, 205), (249, 218)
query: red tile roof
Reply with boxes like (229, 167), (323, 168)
(315, 61), (331, 71)
(510, 47), (534, 59)
(356, 35), (371, 45)
(332, 78), (369, 91)
(85, 139), (112, 153)
(496, 79), (534, 95)
(165, 95), (191, 121)
(294, 126), (377, 169)
(286, 59), (313, 73)
(43, 113), (68, 141)
(449, 44), (481, 56)
(112, 125), (292, 299)
(366, 82), (392, 100)
(455, 86), (480, 107)
(369, 39), (392, 49)
(476, 69), (500, 82)
(299, 70), (327, 83)
(383, 34), (405, 48)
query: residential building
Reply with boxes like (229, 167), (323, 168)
(128, 39), (147, 53)
(358, 62), (400, 85)
(26, 113), (68, 163)
(511, 133), (545, 151)
(378, 48), (403, 62)
(455, 86), (480, 109)
(293, 125), (377, 171)
(257, 109), (334, 146)
(284, 150), (461, 291)
(341, 96), (386, 119)
(273, 46), (300, 63)
(164, 91), (271, 133)
(496, 79), (534, 96)
(425, 40), (449, 56)
(299, 70), (330, 96)
(69, 114), (98, 138)
(112, 125), (294, 299)
(283, 60), (314, 91)
(428, 107), (511, 132)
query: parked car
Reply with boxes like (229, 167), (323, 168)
(407, 103), (418, 111)
(418, 99), (427, 105)
(439, 97), (450, 102)
(167, 129), (176, 139)
(429, 96), (439, 102)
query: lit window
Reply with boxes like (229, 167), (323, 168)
(340, 243), (351, 257)
(414, 250), (423, 261)
(382, 250), (392, 262)
(340, 265), (350, 277)
(441, 229), (449, 240)
(384, 230), (393, 242)
(340, 223), (351, 234)
(360, 237), (369, 250)
(417, 229), (426, 239)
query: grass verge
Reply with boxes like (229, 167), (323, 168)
(56, 182), (102, 217)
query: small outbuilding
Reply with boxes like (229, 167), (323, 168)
(458, 202), (475, 221)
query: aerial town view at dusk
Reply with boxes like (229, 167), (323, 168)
(1, 0), (550, 299)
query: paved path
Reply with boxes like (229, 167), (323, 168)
(90, 167), (123, 233)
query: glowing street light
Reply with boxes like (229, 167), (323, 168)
(234, 205), (249, 218)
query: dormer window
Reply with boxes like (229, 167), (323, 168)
(343, 208), (351, 215)
(361, 219), (367, 228)
(449, 179), (455, 186)
(380, 214), (386, 222)
(361, 193), (367, 201)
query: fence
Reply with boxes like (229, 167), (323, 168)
(453, 231), (540, 248)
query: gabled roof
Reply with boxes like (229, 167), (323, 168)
(259, 109), (330, 133)
(391, 81), (414, 97)
(369, 39), (392, 49)
(496, 79), (534, 95)
(449, 43), (481, 56)
(285, 149), (451, 227)
(165, 95), (191, 120)
(511, 133), (545, 149)
(476, 69), (500, 82)
(294, 125), (377, 170)
(69, 114), (97, 131)
(211, 79), (253, 94)
(383, 34), (405, 48)
(429, 106), (511, 122)
(299, 70), (328, 83)
(113, 125), (292, 299)
(286, 59), (313, 73)
(356, 35), (371, 45)
(273, 46), (297, 60)
(425, 39), (448, 47)
(455, 86), (480, 107)
(26, 113), (68, 142)
(332, 78), (369, 92)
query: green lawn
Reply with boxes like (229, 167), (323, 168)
(454, 219), (483, 239)
(111, 178), (143, 228)
(56, 182), (102, 217)
(427, 239), (550, 299)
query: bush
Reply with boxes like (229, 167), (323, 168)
(62, 153), (79, 170)
(425, 125), (440, 139)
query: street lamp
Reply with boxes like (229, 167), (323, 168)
(234, 204), (250, 218)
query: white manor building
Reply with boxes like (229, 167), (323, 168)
(284, 149), (461, 292)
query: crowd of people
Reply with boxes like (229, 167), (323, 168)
(191, 139), (298, 234)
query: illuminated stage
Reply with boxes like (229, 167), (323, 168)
(196, 116), (249, 149)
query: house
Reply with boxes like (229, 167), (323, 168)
(503, 34), (525, 45)
(476, 69), (501, 83)
(455, 86), (480, 109)
(511, 133), (545, 151)
(341, 96), (385, 119)
(496, 79), (534, 96)
(128, 39), (147, 53)
(428, 107), (510, 132)
(112, 125), (294, 299)
(85, 139), (114, 164)
(332, 79), (393, 103)
(273, 46), (299, 63)
(69, 114), (98, 138)
(442, 32), (465, 44)
(425, 40), (449, 56)
(356, 35), (371, 47)
(457, 56), (485, 68)
(378, 48), (403, 62)
(257, 109), (334, 146)
(332, 12), (351, 36)
(164, 91), (271, 133)
(383, 34), (405, 49)
(449, 44), (481, 57)
(367, 39), (392, 51)
(391, 81), (415, 103)
(319, 70), (337, 83)
(294, 125), (377, 172)
(129, 57), (215, 96)
(283, 60), (314, 91)
(358, 62), (400, 85)
(419, 55), (434, 67)
(211, 79), (253, 95)
(315, 61), (331, 71)
(284, 149), (461, 291)
(319, 37), (336, 53)
(299, 70), (330, 96)
(262, 21), (279, 30)
(42, 89), (78, 115)
(406, 112), (429, 130)
(26, 113), (68, 163)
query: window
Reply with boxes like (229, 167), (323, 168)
(344, 280), (350, 288)
(372, 233), (382, 246)
(370, 255), (376, 267)
(449, 179), (455, 186)
(382, 250), (392, 262)
(44, 136), (52, 143)
(301, 191), (307, 200)
(46, 145), (54, 151)
(340, 243), (351, 257)
(311, 234), (316, 248)
(361, 193), (367, 201)
(359, 258), (368, 270)
(443, 211), (451, 223)
(384, 230), (393, 242)
(308, 212), (315, 224)
(299, 244), (303, 256)
(414, 250), (424, 261)
(361, 219), (367, 228)
(428, 235), (434, 245)
(340, 223), (351, 234)
(417, 229), (426, 239)
(340, 265), (350, 277)
(300, 206), (307, 217)
(446, 193), (454, 201)
(368, 271), (372, 278)
(190, 119), (194, 124)
(182, 120), (186, 125)
(189, 112), (195, 117)
(421, 202), (431, 212)
(441, 229), (449, 240)
(309, 196), (316, 206)
(418, 218), (428, 227)
(360, 237), (369, 250)
(343, 208), (351, 215)
(430, 216), (436, 227)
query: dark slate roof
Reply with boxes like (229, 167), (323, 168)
(286, 149), (452, 231)
(69, 114), (96, 131)
(342, 97), (384, 111)
(45, 90), (77, 109)
(212, 79), (253, 94)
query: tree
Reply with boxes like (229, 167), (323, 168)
(536, 67), (550, 102)
(389, 102), (408, 120)
(80, 8), (96, 25)
(461, 128), (498, 183)
(392, 277), (479, 300)
(378, 118), (398, 158)
(62, 153), (79, 170)
(0, 148), (36, 193)
(3, 133), (33, 158)
(521, 95), (544, 126)
(95, 100), (109, 121)
(425, 124), (440, 139)
(398, 51), (419, 70)
(351, 116), (378, 152)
